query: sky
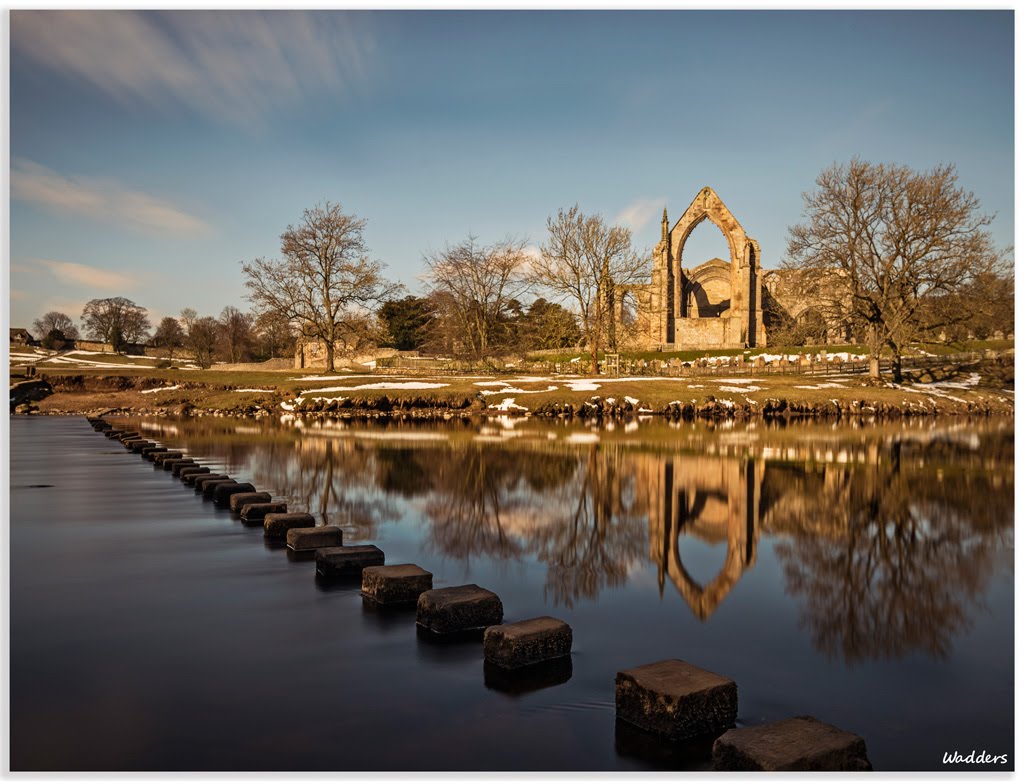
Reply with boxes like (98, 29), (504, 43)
(8, 9), (1014, 331)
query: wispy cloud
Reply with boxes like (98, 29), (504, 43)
(37, 259), (140, 292)
(10, 10), (375, 127)
(12, 159), (211, 236)
(614, 197), (666, 232)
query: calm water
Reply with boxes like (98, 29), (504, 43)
(10, 414), (1014, 771)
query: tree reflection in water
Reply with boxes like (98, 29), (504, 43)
(768, 437), (1013, 663)
(132, 416), (1012, 663)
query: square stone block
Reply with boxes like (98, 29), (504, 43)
(229, 491), (273, 512)
(141, 446), (167, 459)
(286, 525), (343, 551)
(484, 616), (572, 669)
(416, 584), (503, 635)
(263, 512), (315, 538)
(191, 473), (228, 490)
(179, 467), (211, 483)
(615, 659), (737, 741)
(315, 545), (385, 577)
(153, 450), (184, 464)
(240, 502), (288, 524)
(129, 440), (155, 452)
(213, 482), (255, 505)
(202, 478), (236, 497)
(161, 456), (188, 471)
(170, 459), (198, 475)
(362, 564), (433, 605)
(712, 716), (872, 771)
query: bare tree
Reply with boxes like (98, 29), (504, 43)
(187, 315), (219, 370)
(32, 311), (79, 341)
(785, 159), (1004, 381)
(81, 297), (150, 353)
(252, 309), (297, 360)
(151, 316), (185, 358)
(531, 205), (645, 373)
(242, 201), (400, 372)
(422, 235), (531, 357)
(217, 306), (253, 363)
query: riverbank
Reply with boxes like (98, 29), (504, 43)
(12, 355), (1014, 419)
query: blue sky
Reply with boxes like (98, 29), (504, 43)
(9, 10), (1014, 330)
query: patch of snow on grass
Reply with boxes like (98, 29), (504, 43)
(488, 397), (528, 412)
(793, 382), (848, 390)
(299, 381), (449, 393)
(479, 385), (558, 395)
(564, 380), (601, 391)
(140, 385), (181, 394)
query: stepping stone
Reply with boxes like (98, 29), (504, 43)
(212, 482), (255, 505)
(712, 716), (872, 771)
(286, 525), (343, 551)
(192, 473), (229, 490)
(484, 616), (572, 670)
(180, 467), (212, 483)
(416, 585), (503, 635)
(153, 450), (184, 465)
(142, 446), (167, 460)
(170, 459), (199, 475)
(129, 440), (154, 453)
(229, 491), (273, 512)
(202, 478), (236, 498)
(121, 436), (143, 447)
(240, 501), (288, 523)
(264, 512), (315, 539)
(615, 659), (737, 741)
(362, 564), (433, 605)
(161, 457), (187, 471)
(315, 545), (384, 577)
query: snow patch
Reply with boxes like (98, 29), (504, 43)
(299, 382), (449, 393)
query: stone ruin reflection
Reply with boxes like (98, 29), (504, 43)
(640, 456), (761, 621)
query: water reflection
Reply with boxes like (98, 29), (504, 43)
(130, 415), (1013, 664)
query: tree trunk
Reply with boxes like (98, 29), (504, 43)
(869, 356), (880, 379)
(325, 338), (336, 373)
(891, 353), (903, 384)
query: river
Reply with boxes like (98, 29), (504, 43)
(9, 414), (1014, 770)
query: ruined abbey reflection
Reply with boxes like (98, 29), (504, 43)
(641, 456), (759, 621)
(133, 416), (1013, 662)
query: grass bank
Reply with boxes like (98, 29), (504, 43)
(14, 352), (1014, 420)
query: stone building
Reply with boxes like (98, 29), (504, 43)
(10, 328), (36, 347)
(622, 186), (766, 350)
(612, 186), (853, 350)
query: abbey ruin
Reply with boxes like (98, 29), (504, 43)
(615, 186), (844, 351)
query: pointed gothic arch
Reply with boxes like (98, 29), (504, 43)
(639, 186), (766, 349)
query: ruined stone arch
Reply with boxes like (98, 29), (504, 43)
(642, 186), (766, 349)
(684, 259), (732, 318)
(670, 187), (747, 267)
